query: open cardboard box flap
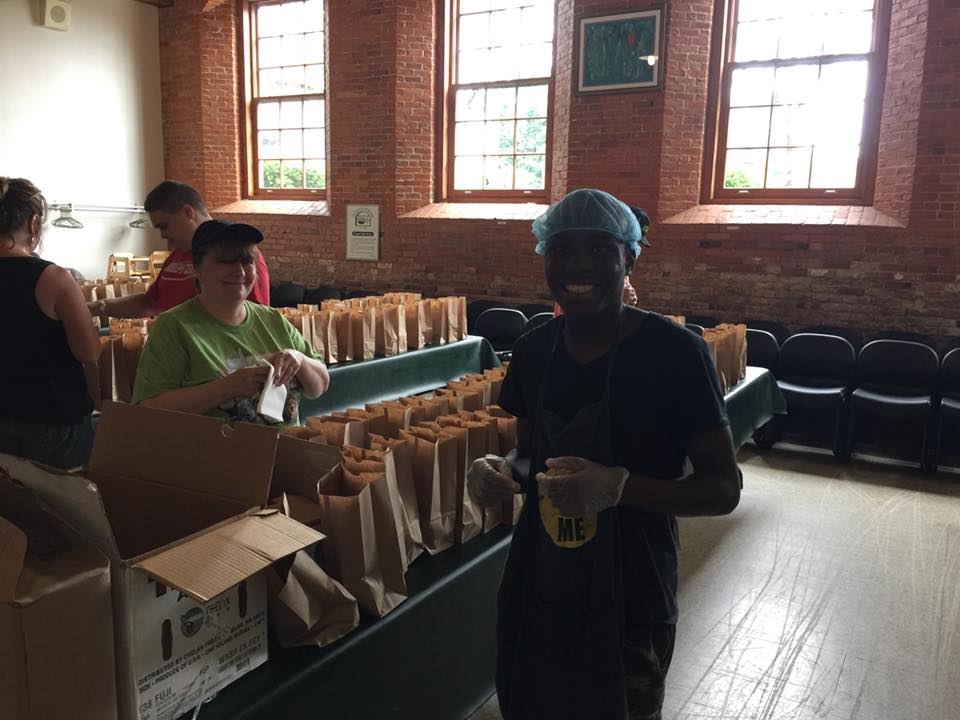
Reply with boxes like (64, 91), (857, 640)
(272, 434), (342, 499)
(133, 509), (324, 602)
(91, 402), (278, 509)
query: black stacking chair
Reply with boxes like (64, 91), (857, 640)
(475, 308), (528, 359)
(270, 281), (306, 308)
(930, 348), (960, 473)
(685, 323), (704, 336)
(746, 320), (791, 346)
(869, 330), (939, 354)
(944, 337), (960, 356)
(467, 299), (505, 334)
(798, 325), (862, 352)
(685, 314), (718, 329)
(518, 303), (554, 319)
(766, 333), (857, 456)
(302, 285), (342, 304)
(845, 339), (940, 471)
(746, 328), (779, 371)
(524, 312), (554, 333)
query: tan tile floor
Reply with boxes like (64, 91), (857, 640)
(469, 448), (960, 720)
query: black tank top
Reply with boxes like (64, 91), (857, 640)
(0, 256), (93, 424)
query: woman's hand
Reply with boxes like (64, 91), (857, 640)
(218, 365), (271, 398)
(268, 349), (304, 386)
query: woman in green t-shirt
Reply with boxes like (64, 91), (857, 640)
(132, 220), (328, 425)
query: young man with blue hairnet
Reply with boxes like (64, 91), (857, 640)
(468, 188), (740, 720)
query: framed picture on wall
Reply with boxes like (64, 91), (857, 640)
(577, 9), (663, 93)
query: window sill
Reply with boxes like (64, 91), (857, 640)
(400, 202), (548, 221)
(213, 199), (329, 216)
(661, 204), (904, 228)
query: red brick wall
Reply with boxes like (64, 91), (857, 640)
(158, 0), (960, 344)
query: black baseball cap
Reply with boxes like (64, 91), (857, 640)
(192, 219), (263, 255)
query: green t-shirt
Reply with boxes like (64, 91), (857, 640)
(133, 298), (321, 424)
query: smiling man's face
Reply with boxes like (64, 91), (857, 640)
(544, 231), (635, 318)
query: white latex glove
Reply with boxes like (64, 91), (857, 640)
(468, 455), (520, 507)
(537, 457), (629, 517)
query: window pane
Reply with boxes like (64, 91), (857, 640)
(455, 121), (485, 155)
(257, 102), (280, 130)
(303, 0), (324, 33)
(516, 118), (547, 154)
(454, 156), (484, 189)
(280, 160), (304, 188)
(517, 84), (548, 118)
(766, 147), (812, 188)
(458, 49), (488, 83)
(260, 161), (281, 188)
(521, 5), (554, 43)
(258, 4), (284, 37)
(516, 155), (545, 190)
(770, 105), (813, 146)
(258, 130), (280, 159)
(304, 128), (325, 158)
(820, 61), (869, 102)
(489, 9), (522, 49)
(518, 42), (553, 79)
(280, 129), (302, 158)
(773, 64), (819, 105)
(303, 99), (325, 128)
(724, 149), (766, 188)
(812, 101), (864, 146)
(737, 0), (783, 21)
(734, 21), (778, 62)
(258, 37), (282, 68)
(281, 2), (305, 34)
(484, 120), (515, 154)
(730, 67), (774, 107)
(777, 16), (822, 59)
(726, 107), (771, 148)
(460, 0), (489, 14)
(830, 0), (874, 10)
(282, 34), (304, 66)
(304, 159), (326, 189)
(488, 48), (517, 81)
(459, 13), (489, 49)
(281, 65), (305, 95)
(811, 145), (859, 188)
(456, 88), (486, 121)
(823, 11), (874, 55)
(485, 87), (516, 119)
(484, 155), (514, 189)
(259, 68), (282, 97)
(304, 32), (324, 64)
(304, 64), (325, 93)
(280, 101), (302, 129)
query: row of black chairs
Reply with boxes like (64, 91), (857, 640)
(270, 282), (373, 308)
(750, 330), (960, 473)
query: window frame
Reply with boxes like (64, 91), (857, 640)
(701, 0), (891, 205)
(241, 0), (329, 200)
(438, 0), (557, 203)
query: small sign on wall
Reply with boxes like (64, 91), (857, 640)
(345, 204), (380, 261)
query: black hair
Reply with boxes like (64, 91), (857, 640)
(144, 180), (208, 215)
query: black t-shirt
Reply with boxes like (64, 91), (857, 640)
(498, 310), (728, 624)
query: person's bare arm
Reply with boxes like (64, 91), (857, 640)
(139, 366), (270, 415)
(44, 266), (101, 364)
(88, 293), (158, 319)
(617, 425), (740, 516)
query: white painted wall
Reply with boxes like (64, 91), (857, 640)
(0, 0), (165, 279)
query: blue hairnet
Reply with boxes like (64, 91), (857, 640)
(532, 188), (651, 257)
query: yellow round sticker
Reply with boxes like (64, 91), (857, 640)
(537, 475), (597, 549)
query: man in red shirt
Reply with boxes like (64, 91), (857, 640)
(88, 181), (270, 317)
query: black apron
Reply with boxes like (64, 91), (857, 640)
(497, 314), (635, 720)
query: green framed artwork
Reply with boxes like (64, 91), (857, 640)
(577, 9), (663, 93)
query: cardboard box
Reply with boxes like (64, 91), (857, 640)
(0, 402), (324, 720)
(0, 477), (117, 720)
